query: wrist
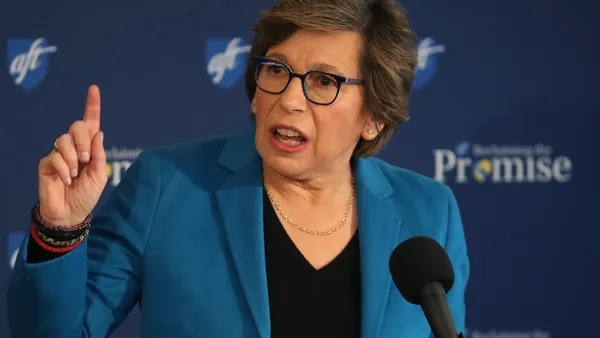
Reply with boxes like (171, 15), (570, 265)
(30, 203), (91, 253)
(38, 204), (89, 228)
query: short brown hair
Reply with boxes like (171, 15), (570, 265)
(245, 0), (418, 157)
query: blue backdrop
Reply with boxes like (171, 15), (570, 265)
(2, 0), (599, 337)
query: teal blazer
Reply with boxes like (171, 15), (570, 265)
(8, 126), (469, 338)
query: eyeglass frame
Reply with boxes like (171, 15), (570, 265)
(251, 56), (365, 106)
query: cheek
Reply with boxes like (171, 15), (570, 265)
(253, 96), (278, 146)
(312, 116), (355, 156)
(254, 95), (276, 124)
(254, 91), (276, 111)
(315, 105), (364, 143)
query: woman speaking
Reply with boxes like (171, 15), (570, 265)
(7, 0), (469, 337)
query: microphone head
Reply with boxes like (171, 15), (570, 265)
(389, 236), (455, 305)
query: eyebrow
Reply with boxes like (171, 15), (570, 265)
(264, 52), (346, 76)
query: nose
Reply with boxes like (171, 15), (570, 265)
(278, 76), (307, 114)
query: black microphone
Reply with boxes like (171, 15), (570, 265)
(389, 236), (462, 338)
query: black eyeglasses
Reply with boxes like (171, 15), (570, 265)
(252, 56), (364, 106)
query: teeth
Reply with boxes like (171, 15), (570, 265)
(278, 138), (301, 146)
(276, 128), (300, 137)
(275, 131), (304, 146)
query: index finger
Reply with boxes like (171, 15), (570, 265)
(83, 84), (101, 136)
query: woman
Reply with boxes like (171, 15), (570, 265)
(7, 0), (469, 337)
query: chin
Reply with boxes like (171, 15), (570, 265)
(258, 148), (309, 178)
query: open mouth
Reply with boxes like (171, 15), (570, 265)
(272, 127), (307, 147)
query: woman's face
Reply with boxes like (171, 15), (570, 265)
(253, 29), (380, 179)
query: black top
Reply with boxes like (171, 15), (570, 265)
(263, 189), (362, 338)
(26, 190), (363, 337)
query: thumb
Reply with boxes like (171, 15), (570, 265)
(87, 131), (107, 183)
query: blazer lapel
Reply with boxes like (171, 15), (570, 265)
(354, 158), (403, 337)
(216, 127), (270, 337)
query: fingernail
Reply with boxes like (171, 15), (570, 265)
(66, 176), (72, 185)
(99, 131), (104, 145)
(71, 168), (78, 177)
(81, 151), (90, 162)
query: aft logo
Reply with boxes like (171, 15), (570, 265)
(105, 147), (143, 186)
(205, 37), (251, 89)
(7, 38), (58, 90)
(7, 232), (25, 270)
(433, 141), (573, 184)
(412, 37), (445, 90)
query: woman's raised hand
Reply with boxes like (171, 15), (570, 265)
(37, 85), (108, 227)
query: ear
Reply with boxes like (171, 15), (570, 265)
(362, 118), (385, 140)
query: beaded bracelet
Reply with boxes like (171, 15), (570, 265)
(30, 203), (91, 253)
(35, 226), (89, 247)
(29, 222), (86, 253)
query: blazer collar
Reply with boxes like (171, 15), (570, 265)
(216, 125), (269, 336)
(218, 125), (260, 172)
(352, 157), (404, 337)
(216, 125), (403, 337)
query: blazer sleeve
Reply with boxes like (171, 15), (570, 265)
(7, 149), (162, 338)
(434, 185), (470, 337)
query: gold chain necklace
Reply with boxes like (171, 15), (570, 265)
(263, 175), (355, 236)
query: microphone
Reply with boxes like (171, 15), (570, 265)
(389, 236), (463, 338)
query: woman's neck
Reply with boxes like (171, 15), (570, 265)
(262, 162), (354, 206)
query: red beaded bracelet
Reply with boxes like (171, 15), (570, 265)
(29, 222), (85, 253)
